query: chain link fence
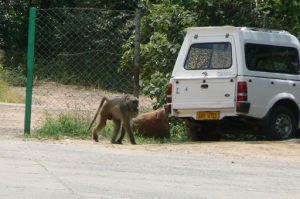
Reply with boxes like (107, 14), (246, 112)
(35, 8), (136, 92)
(30, 8), (152, 129)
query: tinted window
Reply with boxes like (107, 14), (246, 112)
(184, 43), (232, 70)
(245, 43), (299, 74)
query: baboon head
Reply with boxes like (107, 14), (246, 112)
(125, 96), (139, 118)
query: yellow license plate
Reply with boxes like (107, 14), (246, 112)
(196, 111), (220, 120)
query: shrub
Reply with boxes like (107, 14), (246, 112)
(141, 71), (170, 109)
(2, 66), (27, 87)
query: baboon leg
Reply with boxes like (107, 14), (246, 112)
(93, 118), (107, 142)
(111, 120), (121, 144)
(123, 121), (136, 145)
(116, 126), (125, 144)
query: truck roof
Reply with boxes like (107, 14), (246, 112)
(187, 26), (300, 47)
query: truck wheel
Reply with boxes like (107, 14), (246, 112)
(265, 106), (297, 140)
(186, 121), (220, 141)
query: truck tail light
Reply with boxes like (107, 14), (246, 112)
(166, 83), (172, 103)
(237, 81), (247, 101)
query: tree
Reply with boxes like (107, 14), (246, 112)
(122, 0), (300, 109)
(0, 0), (299, 94)
(0, 0), (28, 69)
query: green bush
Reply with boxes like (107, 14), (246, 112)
(169, 118), (189, 142)
(141, 71), (170, 109)
(2, 66), (27, 86)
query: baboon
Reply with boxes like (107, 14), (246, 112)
(88, 96), (139, 144)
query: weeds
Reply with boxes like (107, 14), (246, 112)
(31, 112), (190, 144)
(30, 110), (270, 144)
(31, 112), (266, 143)
(32, 113), (92, 140)
(169, 118), (189, 142)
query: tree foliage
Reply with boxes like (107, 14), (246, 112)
(0, 0), (299, 107)
(123, 0), (300, 108)
(34, 8), (135, 91)
(0, 0), (28, 69)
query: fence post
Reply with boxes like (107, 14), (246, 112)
(24, 7), (37, 134)
(133, 9), (141, 98)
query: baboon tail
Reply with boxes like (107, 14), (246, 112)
(88, 97), (108, 131)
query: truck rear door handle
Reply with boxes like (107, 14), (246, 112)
(201, 84), (208, 89)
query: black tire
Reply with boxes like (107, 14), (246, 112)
(186, 120), (220, 141)
(265, 106), (297, 140)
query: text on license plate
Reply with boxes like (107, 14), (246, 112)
(196, 111), (220, 120)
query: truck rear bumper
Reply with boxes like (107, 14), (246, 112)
(165, 106), (236, 120)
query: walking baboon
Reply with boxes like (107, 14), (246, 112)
(88, 96), (139, 144)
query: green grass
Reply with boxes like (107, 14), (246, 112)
(30, 112), (190, 144)
(0, 74), (24, 103)
(29, 112), (269, 143)
(32, 113), (92, 140)
(31, 112), (123, 141)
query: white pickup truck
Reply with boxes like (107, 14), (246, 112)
(164, 26), (300, 140)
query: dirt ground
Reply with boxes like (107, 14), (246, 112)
(14, 83), (154, 111)
(47, 138), (299, 162)
(1, 84), (300, 162)
(11, 83), (155, 128)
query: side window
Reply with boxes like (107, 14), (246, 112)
(245, 43), (300, 74)
(184, 42), (232, 70)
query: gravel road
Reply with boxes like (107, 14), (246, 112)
(1, 100), (300, 198)
(0, 130), (300, 198)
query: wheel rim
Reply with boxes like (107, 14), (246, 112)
(274, 113), (292, 138)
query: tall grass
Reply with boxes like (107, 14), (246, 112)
(0, 66), (24, 103)
(33, 113), (92, 140)
(2, 67), (27, 87)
